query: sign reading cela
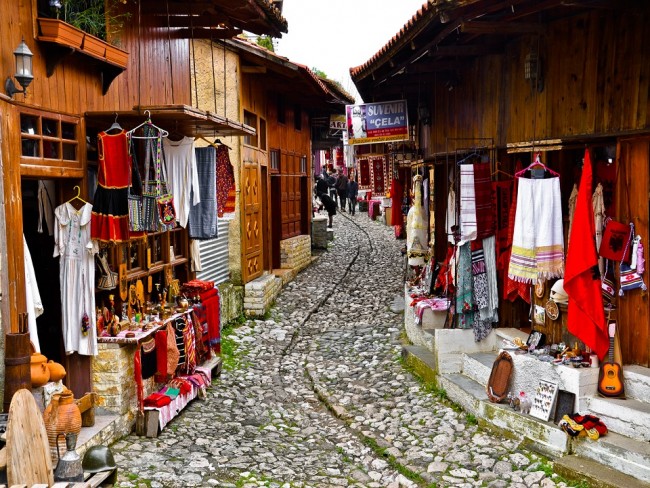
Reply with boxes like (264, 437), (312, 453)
(345, 100), (409, 145)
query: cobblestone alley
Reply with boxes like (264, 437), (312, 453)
(112, 213), (577, 488)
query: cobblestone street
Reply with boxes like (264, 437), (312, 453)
(112, 213), (574, 488)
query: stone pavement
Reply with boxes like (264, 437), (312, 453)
(112, 212), (581, 488)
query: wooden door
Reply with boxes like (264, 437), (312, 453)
(242, 161), (263, 282)
(280, 153), (301, 239)
(616, 137), (649, 366)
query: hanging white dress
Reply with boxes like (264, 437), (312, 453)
(24, 235), (43, 352)
(407, 174), (429, 266)
(163, 137), (201, 229)
(54, 202), (98, 356)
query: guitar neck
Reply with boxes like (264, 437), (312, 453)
(609, 337), (614, 363)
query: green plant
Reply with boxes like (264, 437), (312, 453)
(58, 0), (130, 43)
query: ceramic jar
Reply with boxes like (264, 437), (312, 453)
(47, 360), (67, 382)
(43, 389), (82, 463)
(30, 353), (50, 387)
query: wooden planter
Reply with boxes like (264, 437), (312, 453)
(37, 18), (84, 49)
(81, 33), (107, 59)
(105, 44), (129, 69)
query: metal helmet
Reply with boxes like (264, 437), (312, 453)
(550, 279), (568, 304)
(82, 445), (117, 474)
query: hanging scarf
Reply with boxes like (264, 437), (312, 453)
(508, 177), (564, 283)
(592, 183), (605, 275)
(183, 318), (197, 374)
(446, 188), (457, 244)
(216, 145), (235, 216)
(473, 162), (495, 239)
(459, 165), (477, 243)
(481, 236), (499, 323)
(455, 242), (474, 329)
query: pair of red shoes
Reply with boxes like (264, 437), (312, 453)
(561, 413), (608, 440)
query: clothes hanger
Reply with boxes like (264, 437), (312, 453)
(106, 112), (123, 133)
(515, 152), (560, 177)
(127, 110), (169, 139)
(491, 162), (513, 178)
(66, 185), (89, 207)
(214, 138), (232, 150)
(194, 135), (218, 148)
(456, 151), (480, 165)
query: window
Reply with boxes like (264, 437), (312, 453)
(20, 109), (79, 162)
(243, 110), (258, 147)
(259, 118), (267, 151)
(270, 149), (280, 172)
(277, 96), (286, 124)
(300, 155), (307, 174)
(294, 104), (302, 131)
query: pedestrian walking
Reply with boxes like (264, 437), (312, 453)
(347, 177), (358, 215)
(319, 193), (337, 228)
(336, 169), (348, 212)
(327, 171), (338, 207)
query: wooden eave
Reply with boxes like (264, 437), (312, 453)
(85, 104), (255, 137)
(144, 0), (288, 38)
(351, 0), (626, 102)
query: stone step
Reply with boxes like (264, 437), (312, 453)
(623, 365), (650, 403)
(554, 454), (650, 488)
(462, 351), (495, 387)
(570, 430), (650, 484)
(585, 396), (650, 442)
(439, 372), (569, 458)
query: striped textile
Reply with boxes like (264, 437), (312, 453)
(459, 164), (477, 243)
(508, 177), (564, 283)
(188, 147), (218, 239)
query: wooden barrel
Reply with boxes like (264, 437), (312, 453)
(3, 332), (31, 413)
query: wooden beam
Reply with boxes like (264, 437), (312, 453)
(242, 66), (267, 74)
(163, 14), (231, 28)
(460, 20), (545, 35)
(430, 44), (503, 57)
(172, 27), (242, 39)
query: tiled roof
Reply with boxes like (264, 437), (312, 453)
(253, 0), (288, 35)
(350, 1), (435, 80)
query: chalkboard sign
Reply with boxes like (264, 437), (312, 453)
(553, 390), (576, 424)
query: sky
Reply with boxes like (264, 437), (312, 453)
(274, 0), (427, 103)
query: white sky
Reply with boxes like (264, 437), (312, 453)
(275, 0), (427, 103)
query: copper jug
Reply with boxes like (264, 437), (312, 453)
(43, 389), (82, 462)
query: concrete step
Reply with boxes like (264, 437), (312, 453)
(571, 430), (650, 484)
(586, 396), (650, 442)
(440, 372), (569, 458)
(462, 351), (495, 387)
(554, 454), (650, 488)
(624, 365), (650, 403)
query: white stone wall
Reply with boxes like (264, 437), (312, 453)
(244, 274), (282, 318)
(311, 216), (329, 249)
(280, 235), (312, 271)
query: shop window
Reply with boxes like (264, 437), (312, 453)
(243, 110), (258, 147)
(19, 108), (79, 165)
(259, 118), (267, 151)
(294, 104), (302, 131)
(270, 149), (280, 172)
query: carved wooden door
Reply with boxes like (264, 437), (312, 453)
(242, 161), (263, 282)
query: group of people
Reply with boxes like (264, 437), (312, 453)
(314, 168), (359, 228)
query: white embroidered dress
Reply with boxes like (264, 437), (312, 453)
(163, 137), (201, 229)
(54, 202), (98, 356)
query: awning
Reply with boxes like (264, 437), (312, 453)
(85, 104), (255, 137)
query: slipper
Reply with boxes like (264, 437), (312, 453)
(582, 420), (608, 439)
(572, 413), (600, 425)
(559, 420), (582, 437)
(563, 414), (584, 431)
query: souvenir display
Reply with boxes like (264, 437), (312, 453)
(529, 380), (559, 421)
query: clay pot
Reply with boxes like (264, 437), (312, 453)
(47, 360), (66, 382)
(30, 353), (50, 388)
(43, 389), (82, 463)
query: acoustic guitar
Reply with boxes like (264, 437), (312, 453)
(598, 322), (625, 398)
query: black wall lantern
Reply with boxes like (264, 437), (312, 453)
(5, 38), (34, 99)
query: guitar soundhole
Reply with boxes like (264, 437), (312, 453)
(607, 370), (615, 378)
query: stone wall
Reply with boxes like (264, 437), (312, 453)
(244, 274), (282, 318)
(217, 282), (244, 325)
(93, 343), (156, 435)
(280, 235), (312, 271)
(311, 216), (329, 249)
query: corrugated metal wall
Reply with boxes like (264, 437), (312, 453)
(196, 219), (231, 284)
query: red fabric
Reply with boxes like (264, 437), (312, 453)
(371, 157), (385, 194)
(216, 145), (235, 216)
(134, 349), (144, 412)
(359, 159), (371, 187)
(200, 288), (221, 354)
(499, 163), (530, 303)
(391, 178), (404, 232)
(154, 328), (168, 383)
(492, 180), (514, 264)
(473, 162), (496, 239)
(565, 150), (609, 360)
(144, 392), (172, 408)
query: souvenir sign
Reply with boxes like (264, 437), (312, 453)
(533, 305), (546, 325)
(530, 379), (559, 421)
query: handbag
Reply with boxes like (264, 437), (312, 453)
(96, 252), (118, 291)
(127, 135), (145, 233)
(601, 260), (616, 304)
(141, 127), (166, 232)
(156, 148), (177, 229)
(599, 217), (633, 262)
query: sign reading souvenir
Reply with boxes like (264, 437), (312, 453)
(329, 114), (346, 130)
(345, 100), (409, 145)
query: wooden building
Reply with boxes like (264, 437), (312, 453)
(0, 0), (287, 406)
(351, 0), (650, 368)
